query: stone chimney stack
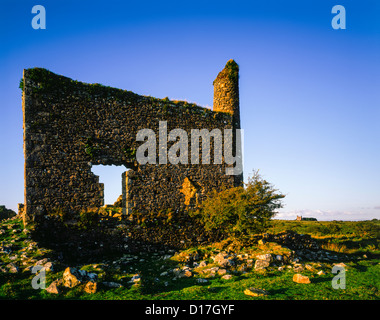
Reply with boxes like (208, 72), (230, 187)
(213, 59), (240, 129)
(213, 60), (243, 186)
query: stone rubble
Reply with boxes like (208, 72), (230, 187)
(1, 217), (357, 296)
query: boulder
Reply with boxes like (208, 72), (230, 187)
(254, 253), (273, 269)
(293, 274), (311, 284)
(63, 267), (82, 288)
(213, 252), (235, 268)
(244, 287), (269, 297)
(84, 281), (97, 294)
(256, 254), (272, 262)
(46, 279), (63, 294)
(254, 259), (270, 269)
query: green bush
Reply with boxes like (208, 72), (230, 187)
(191, 171), (285, 239)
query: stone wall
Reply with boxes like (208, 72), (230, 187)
(22, 60), (242, 225)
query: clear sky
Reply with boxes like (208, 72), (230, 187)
(1, 0), (379, 220)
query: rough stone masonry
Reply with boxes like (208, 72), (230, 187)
(21, 60), (242, 225)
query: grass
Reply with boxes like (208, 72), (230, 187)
(0, 217), (379, 300)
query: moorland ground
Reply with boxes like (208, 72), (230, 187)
(0, 216), (378, 300)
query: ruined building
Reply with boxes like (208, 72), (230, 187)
(21, 60), (242, 225)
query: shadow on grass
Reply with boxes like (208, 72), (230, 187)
(268, 288), (288, 295)
(351, 264), (368, 272)
(311, 276), (333, 284)
(207, 286), (225, 294)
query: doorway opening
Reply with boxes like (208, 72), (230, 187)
(90, 164), (128, 206)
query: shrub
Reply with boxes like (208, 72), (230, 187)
(191, 170), (285, 239)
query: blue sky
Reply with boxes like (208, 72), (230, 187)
(1, 0), (379, 220)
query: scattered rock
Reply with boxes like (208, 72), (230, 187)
(62, 267), (97, 288)
(221, 274), (233, 280)
(293, 264), (304, 272)
(213, 252), (235, 268)
(200, 266), (219, 277)
(175, 251), (200, 264)
(244, 287), (269, 297)
(43, 262), (53, 272)
(35, 258), (48, 266)
(217, 268), (227, 275)
(254, 253), (273, 269)
(254, 259), (270, 269)
(334, 262), (347, 269)
(6, 263), (19, 273)
(63, 267), (82, 288)
(293, 274), (311, 284)
(196, 278), (208, 283)
(46, 279), (63, 294)
(256, 254), (272, 262)
(84, 281), (97, 294)
(183, 270), (193, 278)
(199, 260), (207, 267)
(102, 281), (123, 288)
(305, 264), (317, 272)
(130, 274), (141, 283)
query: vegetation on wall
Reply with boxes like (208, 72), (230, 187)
(225, 59), (239, 80)
(84, 137), (99, 160)
(19, 79), (24, 92)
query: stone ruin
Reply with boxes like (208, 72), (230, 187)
(20, 60), (243, 227)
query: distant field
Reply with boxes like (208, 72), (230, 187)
(269, 219), (380, 256)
